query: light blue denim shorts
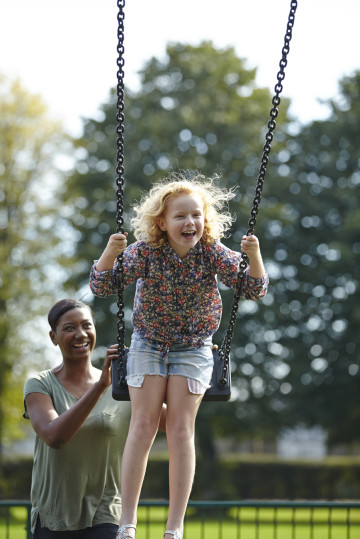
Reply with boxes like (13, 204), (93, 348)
(127, 332), (214, 394)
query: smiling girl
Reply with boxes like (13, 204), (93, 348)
(90, 172), (269, 539)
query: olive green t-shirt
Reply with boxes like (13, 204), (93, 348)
(24, 369), (131, 532)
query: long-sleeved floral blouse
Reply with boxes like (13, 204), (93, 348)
(90, 240), (268, 349)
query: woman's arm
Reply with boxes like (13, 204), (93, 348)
(25, 347), (116, 449)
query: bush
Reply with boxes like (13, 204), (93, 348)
(0, 457), (32, 499)
(143, 455), (360, 500)
(2, 455), (360, 501)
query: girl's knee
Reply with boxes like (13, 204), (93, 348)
(166, 419), (195, 444)
(130, 414), (160, 441)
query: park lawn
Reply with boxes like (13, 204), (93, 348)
(135, 505), (360, 539)
(2, 505), (360, 539)
(0, 506), (29, 539)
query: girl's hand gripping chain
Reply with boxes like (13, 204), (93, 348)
(240, 234), (266, 279)
(96, 233), (128, 272)
(240, 234), (261, 258)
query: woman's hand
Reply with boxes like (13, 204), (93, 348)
(100, 344), (120, 388)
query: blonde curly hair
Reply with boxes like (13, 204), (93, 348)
(131, 172), (236, 247)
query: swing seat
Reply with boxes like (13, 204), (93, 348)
(203, 347), (231, 401)
(112, 347), (231, 402)
(112, 0), (297, 405)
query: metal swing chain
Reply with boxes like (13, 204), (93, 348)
(115, 0), (126, 386)
(113, 0), (297, 387)
(218, 0), (298, 387)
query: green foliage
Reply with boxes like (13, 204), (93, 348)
(0, 75), (73, 450)
(144, 456), (360, 501)
(59, 45), (359, 448)
(61, 40), (286, 342)
(253, 73), (360, 444)
(3, 454), (360, 501)
(0, 457), (32, 500)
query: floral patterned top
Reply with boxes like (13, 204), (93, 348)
(90, 240), (268, 349)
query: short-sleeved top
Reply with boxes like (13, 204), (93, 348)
(23, 370), (131, 532)
(90, 239), (268, 348)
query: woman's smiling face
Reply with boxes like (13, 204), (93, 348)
(157, 193), (205, 258)
(50, 307), (96, 361)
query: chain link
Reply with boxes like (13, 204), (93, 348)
(218, 0), (298, 386)
(113, 0), (298, 388)
(115, 0), (126, 387)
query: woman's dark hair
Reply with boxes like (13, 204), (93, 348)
(48, 299), (93, 331)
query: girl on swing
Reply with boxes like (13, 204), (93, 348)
(90, 172), (268, 539)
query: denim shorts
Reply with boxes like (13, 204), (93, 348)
(127, 332), (214, 394)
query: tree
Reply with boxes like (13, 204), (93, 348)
(61, 42), (359, 451)
(211, 72), (360, 448)
(60, 41), (291, 458)
(0, 75), (73, 451)
(262, 72), (360, 445)
(61, 41), (286, 342)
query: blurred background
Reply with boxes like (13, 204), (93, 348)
(1, 0), (359, 501)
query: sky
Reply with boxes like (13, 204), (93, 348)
(1, 0), (360, 137)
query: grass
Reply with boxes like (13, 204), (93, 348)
(0, 506), (29, 539)
(1, 504), (360, 539)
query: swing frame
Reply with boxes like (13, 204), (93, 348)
(112, 0), (298, 402)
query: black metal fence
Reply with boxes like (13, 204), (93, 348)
(1, 500), (360, 538)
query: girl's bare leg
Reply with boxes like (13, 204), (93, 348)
(119, 375), (167, 530)
(164, 375), (203, 537)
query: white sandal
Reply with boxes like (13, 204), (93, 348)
(164, 530), (182, 539)
(116, 524), (136, 539)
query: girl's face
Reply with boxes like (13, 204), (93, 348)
(50, 307), (96, 362)
(158, 193), (205, 258)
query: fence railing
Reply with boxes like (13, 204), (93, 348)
(0, 501), (32, 539)
(1, 499), (360, 538)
